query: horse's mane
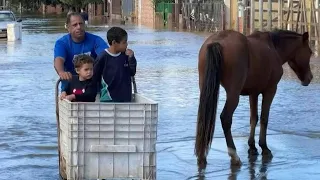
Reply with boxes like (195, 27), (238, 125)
(269, 29), (302, 48)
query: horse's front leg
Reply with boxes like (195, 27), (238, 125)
(221, 93), (241, 165)
(259, 87), (277, 157)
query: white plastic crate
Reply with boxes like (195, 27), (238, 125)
(58, 94), (158, 180)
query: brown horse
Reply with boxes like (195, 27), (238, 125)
(195, 29), (313, 169)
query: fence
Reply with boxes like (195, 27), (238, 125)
(237, 0), (320, 55)
(122, 0), (135, 18)
(154, 1), (225, 32)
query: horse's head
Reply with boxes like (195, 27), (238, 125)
(270, 30), (313, 86)
(288, 32), (313, 86)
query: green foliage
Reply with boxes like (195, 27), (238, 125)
(59, 0), (103, 8)
(42, 0), (62, 6)
(151, 0), (174, 9)
(151, 0), (175, 5)
(8, 0), (61, 10)
(9, 0), (104, 9)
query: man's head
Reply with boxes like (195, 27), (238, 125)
(73, 54), (94, 80)
(66, 12), (85, 42)
(107, 27), (128, 53)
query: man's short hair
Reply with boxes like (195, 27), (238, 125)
(66, 12), (83, 24)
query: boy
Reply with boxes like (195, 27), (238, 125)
(60, 54), (97, 102)
(92, 26), (137, 102)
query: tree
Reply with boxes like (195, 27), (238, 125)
(59, 0), (103, 8)
(41, 0), (62, 6)
(8, 0), (62, 11)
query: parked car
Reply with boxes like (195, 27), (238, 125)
(0, 10), (22, 39)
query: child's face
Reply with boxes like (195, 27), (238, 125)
(114, 37), (128, 52)
(76, 63), (93, 80)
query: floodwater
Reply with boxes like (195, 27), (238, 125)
(0, 14), (320, 180)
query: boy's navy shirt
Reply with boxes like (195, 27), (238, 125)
(92, 49), (137, 102)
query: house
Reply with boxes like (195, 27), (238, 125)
(135, 0), (155, 27)
(99, 0), (134, 20)
(87, 2), (104, 17)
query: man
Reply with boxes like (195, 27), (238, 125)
(54, 12), (109, 91)
(80, 8), (89, 26)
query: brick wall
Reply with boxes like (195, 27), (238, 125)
(136, 0), (155, 28)
(38, 3), (63, 14)
(96, 3), (103, 16)
(88, 3), (104, 17)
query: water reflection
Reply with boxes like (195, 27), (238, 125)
(247, 155), (273, 180)
(192, 155), (273, 180)
(0, 40), (22, 58)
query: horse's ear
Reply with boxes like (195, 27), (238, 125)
(302, 32), (309, 42)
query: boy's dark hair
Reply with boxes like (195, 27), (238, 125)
(73, 54), (94, 69)
(107, 27), (128, 45)
(66, 12), (83, 24)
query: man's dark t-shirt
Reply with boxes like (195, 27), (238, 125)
(80, 12), (89, 21)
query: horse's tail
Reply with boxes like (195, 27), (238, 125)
(195, 42), (222, 163)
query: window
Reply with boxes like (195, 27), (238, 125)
(0, 13), (14, 21)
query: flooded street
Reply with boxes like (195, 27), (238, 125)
(0, 15), (320, 179)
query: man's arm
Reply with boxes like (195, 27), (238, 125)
(62, 80), (71, 93)
(91, 52), (106, 85)
(94, 36), (109, 55)
(54, 57), (65, 74)
(54, 40), (72, 80)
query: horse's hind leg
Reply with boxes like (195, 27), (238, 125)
(220, 92), (242, 165)
(259, 87), (277, 157)
(248, 94), (259, 156)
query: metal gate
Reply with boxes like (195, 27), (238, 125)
(112, 0), (121, 15)
(182, 0), (225, 32)
(122, 0), (134, 17)
(155, 2), (173, 26)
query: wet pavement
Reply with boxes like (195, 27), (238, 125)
(0, 14), (319, 180)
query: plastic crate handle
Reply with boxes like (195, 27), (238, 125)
(90, 145), (137, 153)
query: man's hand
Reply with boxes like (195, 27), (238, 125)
(60, 92), (67, 100)
(58, 71), (72, 80)
(54, 57), (71, 80)
(125, 49), (134, 58)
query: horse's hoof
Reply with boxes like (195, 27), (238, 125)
(262, 149), (273, 157)
(198, 167), (206, 176)
(231, 157), (242, 166)
(248, 147), (259, 156)
(197, 157), (207, 170)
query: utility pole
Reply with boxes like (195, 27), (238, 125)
(19, 2), (22, 14)
(109, 0), (112, 17)
(2, 0), (5, 9)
